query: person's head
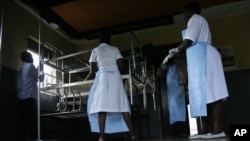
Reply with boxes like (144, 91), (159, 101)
(98, 29), (111, 44)
(183, 2), (201, 23)
(20, 51), (33, 63)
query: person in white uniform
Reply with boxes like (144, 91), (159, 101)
(18, 51), (38, 141)
(166, 2), (229, 139)
(85, 30), (136, 141)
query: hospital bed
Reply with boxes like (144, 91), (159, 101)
(39, 36), (156, 120)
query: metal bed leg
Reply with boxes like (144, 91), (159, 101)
(77, 91), (82, 111)
(63, 91), (68, 112)
(71, 91), (75, 111)
(56, 90), (62, 112)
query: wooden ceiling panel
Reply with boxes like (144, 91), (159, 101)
(52, 0), (174, 32)
(20, 0), (242, 40)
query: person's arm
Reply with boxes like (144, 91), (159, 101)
(84, 62), (97, 81)
(177, 39), (193, 52)
(115, 47), (125, 72)
(85, 49), (97, 81)
(169, 38), (193, 55)
(170, 15), (202, 54)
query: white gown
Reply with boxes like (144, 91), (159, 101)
(183, 14), (229, 117)
(87, 43), (130, 133)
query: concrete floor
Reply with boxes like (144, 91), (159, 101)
(142, 137), (228, 141)
(38, 137), (229, 141)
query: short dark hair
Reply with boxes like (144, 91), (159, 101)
(184, 2), (201, 14)
(20, 51), (33, 63)
(99, 29), (111, 44)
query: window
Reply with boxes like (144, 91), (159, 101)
(28, 50), (57, 88)
(27, 36), (57, 88)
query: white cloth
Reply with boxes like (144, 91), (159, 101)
(18, 62), (38, 100)
(87, 43), (131, 133)
(183, 14), (229, 117)
(184, 14), (212, 44)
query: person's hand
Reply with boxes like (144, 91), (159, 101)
(177, 85), (185, 97)
(169, 48), (180, 54)
(39, 74), (44, 82)
(162, 53), (174, 64)
(162, 55), (169, 64)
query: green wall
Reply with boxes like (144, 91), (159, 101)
(210, 14), (250, 71)
(77, 13), (250, 72)
(1, 0), (76, 71)
(0, 1), (77, 140)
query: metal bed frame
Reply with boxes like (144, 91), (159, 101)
(40, 34), (156, 119)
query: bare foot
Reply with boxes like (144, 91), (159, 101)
(131, 136), (136, 140)
(98, 137), (104, 141)
(98, 138), (104, 141)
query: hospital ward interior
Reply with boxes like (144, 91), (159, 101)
(1, 0), (250, 141)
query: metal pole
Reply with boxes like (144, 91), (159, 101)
(128, 59), (133, 105)
(0, 0), (3, 82)
(37, 14), (41, 141)
(199, 116), (203, 133)
(45, 49), (92, 62)
(129, 32), (142, 57)
(130, 40), (136, 70)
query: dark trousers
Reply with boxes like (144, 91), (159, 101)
(19, 98), (37, 140)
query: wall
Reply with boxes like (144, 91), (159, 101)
(76, 24), (185, 60)
(77, 13), (250, 71)
(1, 0), (76, 71)
(209, 14), (250, 71)
(0, 0), (77, 140)
(223, 69), (250, 132)
(1, 0), (250, 140)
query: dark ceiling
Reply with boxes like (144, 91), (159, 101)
(20, 0), (241, 40)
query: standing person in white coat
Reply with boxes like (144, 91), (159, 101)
(18, 51), (38, 141)
(166, 2), (229, 139)
(85, 30), (136, 141)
